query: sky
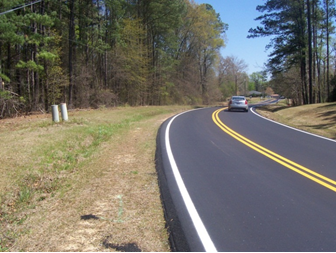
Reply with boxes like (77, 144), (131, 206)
(195, 0), (272, 75)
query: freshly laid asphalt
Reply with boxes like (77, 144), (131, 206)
(156, 105), (336, 251)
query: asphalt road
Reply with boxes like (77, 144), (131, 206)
(156, 104), (336, 252)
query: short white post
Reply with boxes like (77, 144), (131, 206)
(51, 105), (59, 122)
(60, 103), (68, 121)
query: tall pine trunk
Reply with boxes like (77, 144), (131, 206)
(68, 0), (75, 107)
(307, 0), (313, 104)
(326, 0), (330, 100)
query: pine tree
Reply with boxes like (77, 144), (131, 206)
(248, 0), (309, 104)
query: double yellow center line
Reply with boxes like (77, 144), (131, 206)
(212, 108), (336, 193)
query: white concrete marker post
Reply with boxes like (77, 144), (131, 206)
(60, 103), (68, 121)
(51, 105), (59, 122)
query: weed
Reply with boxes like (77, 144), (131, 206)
(38, 196), (46, 202)
(16, 215), (27, 225)
(19, 187), (31, 204)
(0, 239), (9, 252)
(36, 120), (53, 128)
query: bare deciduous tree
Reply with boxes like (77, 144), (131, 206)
(218, 56), (248, 97)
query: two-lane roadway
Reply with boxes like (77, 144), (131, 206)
(156, 105), (336, 251)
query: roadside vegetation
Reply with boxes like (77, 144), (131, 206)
(2, 0), (336, 121)
(256, 100), (336, 140)
(1, 0), (336, 251)
(0, 0), (227, 116)
(1, 100), (335, 251)
(0, 106), (191, 252)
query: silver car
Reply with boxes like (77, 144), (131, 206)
(228, 96), (249, 112)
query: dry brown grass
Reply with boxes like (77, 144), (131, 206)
(256, 101), (336, 140)
(0, 106), (191, 252)
(247, 97), (267, 104)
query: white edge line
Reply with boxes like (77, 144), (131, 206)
(165, 109), (217, 252)
(251, 107), (336, 143)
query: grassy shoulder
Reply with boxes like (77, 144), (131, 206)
(2, 102), (335, 251)
(0, 106), (192, 252)
(256, 100), (336, 140)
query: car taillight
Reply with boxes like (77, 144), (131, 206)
(245, 100), (248, 105)
(229, 100), (232, 104)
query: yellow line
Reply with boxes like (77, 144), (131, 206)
(212, 108), (336, 193)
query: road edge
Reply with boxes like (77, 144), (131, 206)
(251, 106), (336, 143)
(155, 121), (191, 252)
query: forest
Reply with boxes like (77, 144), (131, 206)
(0, 0), (228, 118)
(0, 0), (336, 118)
(249, 0), (336, 105)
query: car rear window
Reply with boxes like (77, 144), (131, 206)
(232, 97), (245, 101)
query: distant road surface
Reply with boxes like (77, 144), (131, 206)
(156, 104), (336, 252)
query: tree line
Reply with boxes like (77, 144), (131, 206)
(2, 0), (335, 119)
(248, 0), (336, 105)
(0, 0), (227, 118)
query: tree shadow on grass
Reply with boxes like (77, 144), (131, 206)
(299, 123), (336, 140)
(102, 236), (142, 252)
(315, 105), (336, 126)
(317, 103), (336, 109)
(271, 106), (291, 113)
(302, 123), (335, 130)
(254, 105), (289, 113)
(80, 216), (143, 252)
(316, 104), (336, 123)
(80, 214), (100, 220)
(317, 111), (336, 122)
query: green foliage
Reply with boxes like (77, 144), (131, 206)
(25, 13), (54, 27)
(248, 0), (307, 73)
(0, 0), (229, 116)
(250, 71), (267, 92)
(0, 90), (11, 100)
(16, 60), (44, 73)
(37, 51), (57, 62)
(0, 73), (10, 83)
(0, 14), (25, 45)
(248, 81), (255, 91)
(18, 187), (32, 204)
(220, 81), (235, 99)
(0, 238), (9, 252)
(249, 0), (336, 104)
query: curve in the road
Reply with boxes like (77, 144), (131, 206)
(213, 107), (336, 193)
